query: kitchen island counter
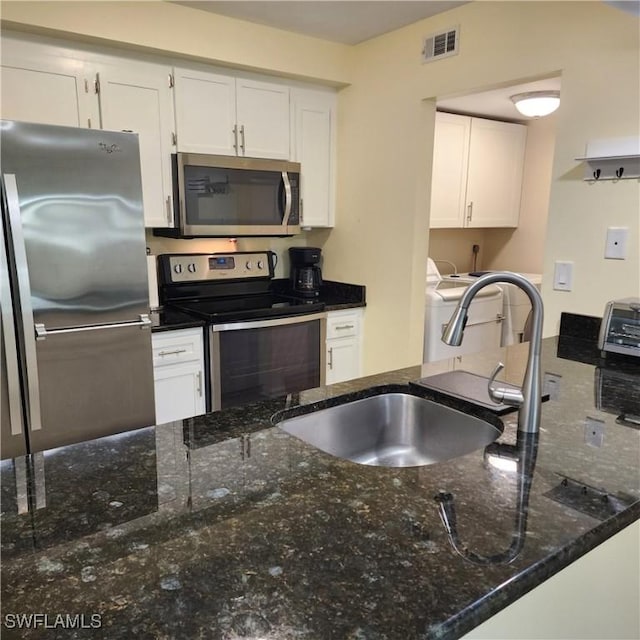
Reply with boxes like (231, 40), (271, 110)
(1, 337), (638, 639)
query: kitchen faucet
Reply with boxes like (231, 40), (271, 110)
(441, 272), (544, 434)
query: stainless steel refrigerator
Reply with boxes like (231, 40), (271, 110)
(1, 120), (155, 460)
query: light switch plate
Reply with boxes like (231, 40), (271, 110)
(553, 261), (573, 291)
(605, 227), (628, 260)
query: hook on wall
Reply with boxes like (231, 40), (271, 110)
(576, 136), (640, 182)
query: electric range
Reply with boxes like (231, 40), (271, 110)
(158, 252), (327, 411)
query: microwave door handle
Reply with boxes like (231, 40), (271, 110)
(282, 172), (292, 225)
(3, 174), (43, 432)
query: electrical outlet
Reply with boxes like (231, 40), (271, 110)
(605, 227), (628, 260)
(584, 417), (605, 448)
(553, 261), (573, 291)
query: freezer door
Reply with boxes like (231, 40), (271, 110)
(28, 324), (155, 453)
(0, 121), (149, 330)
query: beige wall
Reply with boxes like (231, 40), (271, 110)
(2, 1), (639, 376)
(427, 229), (488, 274)
(0, 1), (350, 86)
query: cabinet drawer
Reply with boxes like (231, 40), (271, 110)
(152, 328), (203, 367)
(327, 312), (359, 339)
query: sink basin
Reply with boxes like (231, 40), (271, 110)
(277, 391), (503, 468)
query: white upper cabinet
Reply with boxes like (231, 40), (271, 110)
(174, 68), (290, 159)
(236, 78), (290, 159)
(466, 118), (528, 228)
(429, 112), (470, 228)
(173, 68), (236, 155)
(2, 35), (337, 232)
(0, 50), (96, 127)
(291, 88), (337, 228)
(96, 63), (176, 228)
(430, 112), (527, 229)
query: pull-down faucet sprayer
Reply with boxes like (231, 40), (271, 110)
(441, 272), (544, 434)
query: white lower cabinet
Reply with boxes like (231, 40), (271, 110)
(152, 328), (206, 424)
(325, 309), (363, 385)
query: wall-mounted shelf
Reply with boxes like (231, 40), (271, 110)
(576, 136), (640, 181)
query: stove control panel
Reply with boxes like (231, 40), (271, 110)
(160, 252), (274, 283)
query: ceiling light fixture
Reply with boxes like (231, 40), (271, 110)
(510, 90), (560, 118)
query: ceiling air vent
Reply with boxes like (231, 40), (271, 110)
(422, 27), (459, 63)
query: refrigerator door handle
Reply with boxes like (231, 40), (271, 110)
(35, 314), (152, 340)
(4, 174), (43, 432)
(0, 225), (24, 436)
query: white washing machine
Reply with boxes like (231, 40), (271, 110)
(441, 270), (542, 345)
(424, 259), (504, 363)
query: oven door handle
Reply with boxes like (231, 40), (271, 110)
(212, 312), (326, 332)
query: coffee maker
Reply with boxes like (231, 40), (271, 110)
(289, 246), (323, 298)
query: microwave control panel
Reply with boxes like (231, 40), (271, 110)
(161, 252), (273, 283)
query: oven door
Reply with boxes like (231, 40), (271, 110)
(210, 313), (326, 410)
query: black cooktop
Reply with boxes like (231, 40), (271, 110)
(170, 293), (325, 323)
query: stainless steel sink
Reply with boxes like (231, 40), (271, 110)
(277, 392), (503, 468)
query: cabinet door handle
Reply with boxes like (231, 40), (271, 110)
(334, 324), (354, 331)
(233, 125), (239, 153)
(467, 201), (473, 223)
(328, 347), (333, 369)
(158, 348), (187, 357)
(166, 195), (173, 225)
(239, 125), (246, 154)
(197, 371), (203, 397)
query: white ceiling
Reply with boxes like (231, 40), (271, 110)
(172, 1), (469, 45)
(172, 1), (565, 120)
(437, 76), (563, 122)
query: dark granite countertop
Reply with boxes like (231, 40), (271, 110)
(150, 308), (206, 333)
(1, 337), (639, 639)
(150, 279), (365, 333)
(271, 278), (366, 311)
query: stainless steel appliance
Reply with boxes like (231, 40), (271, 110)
(154, 154), (301, 238)
(158, 252), (326, 410)
(598, 298), (640, 357)
(1, 120), (155, 460)
(289, 246), (323, 298)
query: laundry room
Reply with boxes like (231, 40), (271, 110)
(424, 77), (558, 361)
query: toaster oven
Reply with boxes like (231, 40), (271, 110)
(598, 298), (640, 357)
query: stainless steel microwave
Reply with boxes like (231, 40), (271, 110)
(154, 153), (301, 238)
